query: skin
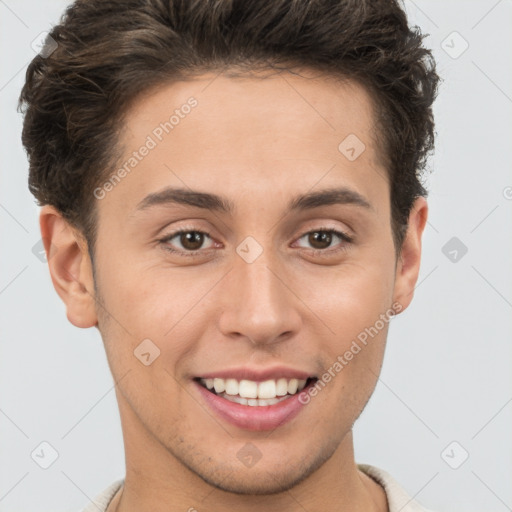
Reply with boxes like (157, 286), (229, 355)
(40, 69), (427, 512)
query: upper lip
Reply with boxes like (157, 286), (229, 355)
(195, 366), (315, 382)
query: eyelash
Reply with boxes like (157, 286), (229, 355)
(158, 227), (353, 258)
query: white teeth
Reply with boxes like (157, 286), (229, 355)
(287, 378), (298, 394)
(224, 394), (248, 405)
(239, 380), (258, 398)
(221, 393), (286, 406)
(258, 379), (276, 399)
(200, 376), (310, 401)
(247, 396), (282, 406)
(225, 378), (239, 396)
(276, 378), (288, 396)
(213, 378), (225, 393)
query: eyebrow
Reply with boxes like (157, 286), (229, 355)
(135, 186), (373, 214)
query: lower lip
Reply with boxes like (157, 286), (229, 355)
(194, 380), (312, 431)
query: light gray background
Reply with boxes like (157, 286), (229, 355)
(1, 1), (511, 511)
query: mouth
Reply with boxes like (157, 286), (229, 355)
(194, 376), (317, 406)
(192, 367), (319, 430)
(194, 377), (318, 430)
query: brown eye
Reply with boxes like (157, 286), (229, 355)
(179, 231), (205, 250)
(161, 229), (215, 254)
(295, 228), (352, 253)
(308, 231), (333, 250)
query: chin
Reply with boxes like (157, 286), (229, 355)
(179, 446), (332, 496)
(200, 467), (310, 495)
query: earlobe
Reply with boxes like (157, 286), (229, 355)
(39, 205), (98, 328)
(392, 197), (429, 313)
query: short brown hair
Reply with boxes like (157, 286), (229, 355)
(19, 0), (439, 255)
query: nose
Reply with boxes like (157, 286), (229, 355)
(217, 245), (302, 347)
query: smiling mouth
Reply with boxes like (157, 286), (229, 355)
(194, 376), (317, 406)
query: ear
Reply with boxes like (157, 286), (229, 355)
(392, 196), (428, 313)
(39, 205), (98, 328)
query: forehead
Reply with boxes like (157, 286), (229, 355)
(123, 68), (381, 156)
(101, 69), (389, 218)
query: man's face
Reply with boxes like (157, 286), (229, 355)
(88, 70), (406, 493)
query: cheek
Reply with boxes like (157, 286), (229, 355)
(95, 259), (212, 378)
(298, 257), (396, 338)
(295, 256), (395, 399)
(96, 252), (181, 332)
